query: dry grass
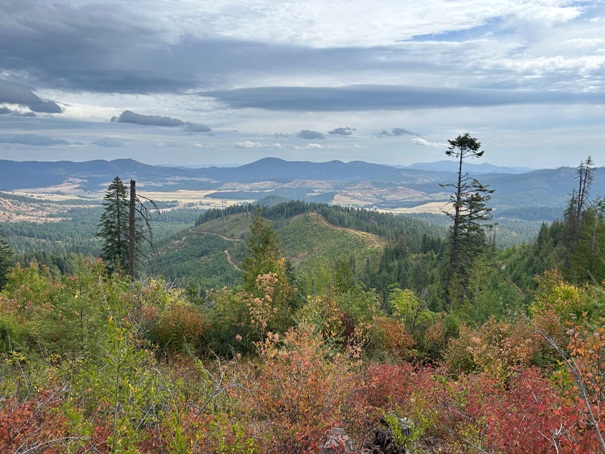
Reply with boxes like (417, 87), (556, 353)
(311, 212), (386, 248)
(137, 189), (255, 211)
(385, 201), (453, 215)
(0, 186), (254, 223)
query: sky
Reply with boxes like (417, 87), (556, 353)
(1, 0), (605, 169)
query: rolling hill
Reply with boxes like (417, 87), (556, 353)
(150, 202), (422, 293)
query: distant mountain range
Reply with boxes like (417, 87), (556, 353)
(0, 157), (560, 189)
(0, 157), (599, 222)
(1, 157), (392, 190)
(406, 160), (534, 174)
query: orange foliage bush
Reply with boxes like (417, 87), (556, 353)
(367, 316), (415, 361)
(0, 390), (69, 453)
(247, 324), (363, 453)
(360, 363), (604, 453)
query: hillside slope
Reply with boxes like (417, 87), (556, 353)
(151, 207), (387, 292)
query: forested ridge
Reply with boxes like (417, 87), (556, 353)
(196, 200), (445, 240)
(3, 158), (605, 452)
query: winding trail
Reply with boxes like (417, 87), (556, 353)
(205, 231), (243, 242)
(223, 249), (242, 272)
(201, 231), (244, 271)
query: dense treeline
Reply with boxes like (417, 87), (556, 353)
(197, 200), (447, 241)
(181, 190), (599, 325)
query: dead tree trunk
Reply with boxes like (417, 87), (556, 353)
(129, 179), (136, 278)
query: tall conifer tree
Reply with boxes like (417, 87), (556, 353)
(565, 156), (595, 246)
(0, 226), (13, 289)
(442, 133), (494, 307)
(98, 176), (130, 274)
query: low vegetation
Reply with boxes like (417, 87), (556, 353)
(2, 247), (605, 452)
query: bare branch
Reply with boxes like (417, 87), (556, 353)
(527, 316), (605, 452)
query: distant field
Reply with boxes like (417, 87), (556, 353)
(138, 189), (255, 210)
(1, 183), (454, 224)
(0, 183), (543, 249)
(385, 201), (452, 215)
(0, 188), (255, 223)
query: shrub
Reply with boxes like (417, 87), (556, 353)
(367, 316), (414, 361)
(445, 317), (541, 380)
(0, 389), (69, 453)
(153, 303), (209, 354)
(530, 269), (586, 321)
(248, 324), (362, 453)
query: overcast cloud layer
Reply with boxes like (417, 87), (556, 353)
(1, 0), (604, 168)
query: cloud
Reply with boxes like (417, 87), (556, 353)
(112, 110), (210, 132)
(293, 144), (328, 150)
(0, 79), (62, 113)
(0, 134), (70, 146)
(235, 141), (264, 149)
(297, 130), (325, 140)
(202, 85), (605, 112)
(0, 3), (198, 94)
(377, 127), (418, 137)
(0, 0), (464, 97)
(0, 1), (603, 169)
(0, 107), (38, 117)
(113, 110), (184, 127)
(28, 99), (64, 113)
(392, 128), (417, 136)
(184, 122), (211, 132)
(1, 1), (603, 104)
(412, 138), (447, 148)
(0, 3), (395, 95)
(328, 127), (355, 136)
(94, 137), (127, 147)
(376, 130), (394, 137)
(234, 141), (283, 149)
(150, 141), (180, 149)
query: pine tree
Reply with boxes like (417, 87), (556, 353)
(571, 200), (605, 283)
(241, 212), (298, 332)
(563, 157), (597, 281)
(442, 133), (494, 307)
(242, 213), (282, 292)
(0, 226), (13, 289)
(577, 156), (594, 220)
(98, 177), (157, 277)
(98, 176), (130, 274)
(565, 156), (595, 246)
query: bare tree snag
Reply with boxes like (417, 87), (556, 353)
(129, 179), (136, 278)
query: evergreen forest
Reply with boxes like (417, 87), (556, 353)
(3, 156), (605, 453)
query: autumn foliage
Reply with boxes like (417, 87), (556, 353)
(3, 258), (605, 453)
